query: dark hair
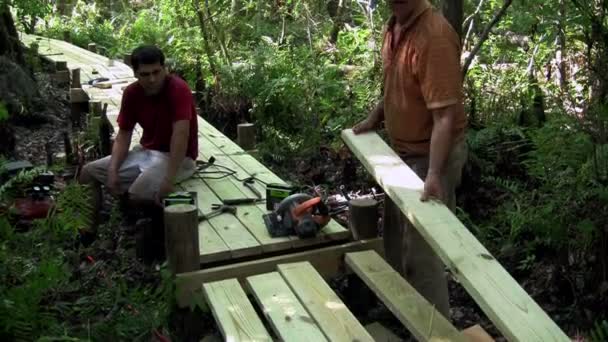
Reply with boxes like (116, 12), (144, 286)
(130, 45), (165, 72)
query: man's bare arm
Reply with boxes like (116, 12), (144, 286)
(108, 128), (133, 174)
(428, 104), (457, 177)
(353, 97), (385, 134)
(165, 120), (190, 182)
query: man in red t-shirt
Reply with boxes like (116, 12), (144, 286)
(80, 45), (198, 224)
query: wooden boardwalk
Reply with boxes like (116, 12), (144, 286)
(19, 33), (351, 265)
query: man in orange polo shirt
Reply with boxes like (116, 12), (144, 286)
(353, 0), (467, 318)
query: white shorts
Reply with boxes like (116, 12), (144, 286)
(82, 145), (196, 200)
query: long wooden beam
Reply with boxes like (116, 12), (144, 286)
(346, 250), (468, 342)
(175, 238), (383, 308)
(341, 129), (569, 342)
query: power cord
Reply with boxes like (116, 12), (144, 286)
(192, 157), (270, 185)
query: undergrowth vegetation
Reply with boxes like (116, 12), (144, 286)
(2, 0), (607, 338)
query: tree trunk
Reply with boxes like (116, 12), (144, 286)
(0, 5), (26, 67)
(442, 0), (463, 40)
(557, 0), (568, 92)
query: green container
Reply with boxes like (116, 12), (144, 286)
(266, 183), (295, 211)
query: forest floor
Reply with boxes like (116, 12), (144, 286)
(2, 66), (592, 341)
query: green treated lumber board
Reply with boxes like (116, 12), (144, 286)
(196, 135), (294, 252)
(198, 119), (351, 246)
(174, 238), (384, 308)
(175, 181), (231, 263)
(202, 279), (272, 342)
(180, 178), (262, 260)
(346, 250), (468, 341)
(246, 272), (328, 342)
(341, 129), (569, 342)
(277, 262), (374, 342)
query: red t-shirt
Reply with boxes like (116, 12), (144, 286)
(117, 75), (198, 160)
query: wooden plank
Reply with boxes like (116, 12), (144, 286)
(345, 250), (468, 341)
(196, 134), (294, 252)
(341, 129), (569, 342)
(277, 262), (374, 342)
(364, 322), (403, 342)
(202, 279), (272, 342)
(175, 238), (384, 308)
(246, 272), (328, 342)
(180, 178), (262, 259)
(197, 118), (351, 247)
(172, 183), (230, 264)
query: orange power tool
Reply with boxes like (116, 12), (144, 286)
(263, 193), (330, 238)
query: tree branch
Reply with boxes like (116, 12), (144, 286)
(462, 0), (514, 78)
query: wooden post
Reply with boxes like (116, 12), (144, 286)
(99, 103), (112, 156)
(55, 61), (68, 71)
(87, 43), (97, 53)
(63, 131), (73, 165)
(348, 198), (379, 240)
(90, 100), (102, 116)
(70, 88), (89, 127)
(237, 123), (255, 151)
(164, 204), (200, 274)
(45, 140), (53, 167)
(71, 68), (81, 88)
(123, 53), (132, 67)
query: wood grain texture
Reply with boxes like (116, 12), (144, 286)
(203, 279), (272, 342)
(278, 262), (374, 342)
(346, 250), (467, 341)
(164, 204), (200, 273)
(246, 272), (327, 341)
(180, 179), (262, 260)
(175, 238), (384, 308)
(341, 129), (569, 342)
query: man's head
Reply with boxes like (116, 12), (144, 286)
(389, 0), (423, 21)
(131, 45), (167, 95)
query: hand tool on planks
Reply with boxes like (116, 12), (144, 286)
(242, 176), (263, 200)
(199, 203), (237, 222)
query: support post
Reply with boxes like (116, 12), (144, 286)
(87, 43), (97, 53)
(237, 123), (255, 151)
(348, 198), (379, 240)
(55, 61), (68, 71)
(164, 204), (200, 274)
(71, 68), (81, 88)
(90, 100), (102, 116)
(70, 88), (89, 127)
(123, 53), (132, 67)
(62, 131), (73, 165)
(99, 103), (112, 156)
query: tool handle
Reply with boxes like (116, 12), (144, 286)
(223, 198), (258, 205)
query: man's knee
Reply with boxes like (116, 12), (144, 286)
(80, 162), (100, 184)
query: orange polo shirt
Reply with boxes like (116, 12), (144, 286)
(382, 2), (467, 157)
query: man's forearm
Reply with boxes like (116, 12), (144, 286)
(165, 122), (189, 182)
(371, 97), (385, 123)
(428, 107), (455, 177)
(109, 131), (132, 174)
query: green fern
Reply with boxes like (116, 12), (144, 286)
(0, 101), (8, 122)
(43, 183), (93, 239)
(589, 320), (608, 342)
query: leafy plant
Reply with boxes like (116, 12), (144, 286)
(589, 320), (608, 342)
(0, 101), (8, 122)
